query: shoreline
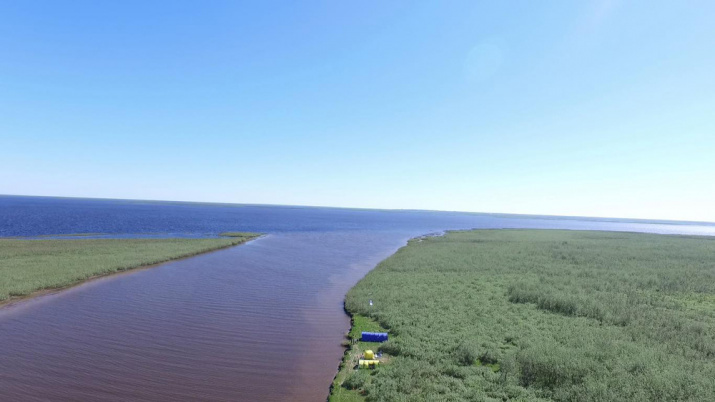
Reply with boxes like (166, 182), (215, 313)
(328, 306), (358, 402)
(0, 234), (263, 309)
(327, 231), (464, 401)
(328, 229), (715, 401)
(328, 310), (388, 402)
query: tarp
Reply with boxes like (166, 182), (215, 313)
(358, 359), (380, 368)
(361, 332), (388, 342)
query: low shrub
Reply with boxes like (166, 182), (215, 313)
(340, 230), (715, 401)
(455, 341), (479, 366)
(343, 371), (369, 390)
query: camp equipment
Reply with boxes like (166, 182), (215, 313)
(358, 359), (379, 368)
(361, 332), (388, 342)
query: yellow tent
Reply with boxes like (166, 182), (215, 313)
(358, 359), (379, 368)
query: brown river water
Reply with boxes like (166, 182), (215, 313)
(3, 197), (715, 401)
(0, 232), (411, 401)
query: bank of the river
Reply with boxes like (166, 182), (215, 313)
(0, 232), (260, 306)
(330, 229), (715, 401)
(329, 314), (388, 402)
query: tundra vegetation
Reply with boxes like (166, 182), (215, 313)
(330, 315), (388, 402)
(219, 231), (259, 238)
(0, 233), (259, 303)
(331, 230), (715, 401)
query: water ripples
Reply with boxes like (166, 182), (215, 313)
(0, 232), (410, 401)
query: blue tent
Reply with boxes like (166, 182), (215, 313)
(361, 332), (388, 342)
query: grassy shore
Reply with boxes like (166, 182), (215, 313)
(329, 315), (389, 402)
(330, 229), (715, 401)
(0, 233), (260, 304)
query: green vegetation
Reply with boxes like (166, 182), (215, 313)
(330, 315), (388, 402)
(0, 233), (260, 303)
(333, 230), (715, 401)
(218, 232), (260, 239)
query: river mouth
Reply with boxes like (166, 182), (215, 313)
(0, 232), (412, 401)
(3, 197), (715, 401)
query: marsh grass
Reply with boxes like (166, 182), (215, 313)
(329, 315), (387, 402)
(218, 232), (259, 239)
(342, 230), (715, 401)
(0, 234), (259, 302)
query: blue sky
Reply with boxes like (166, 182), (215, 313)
(2, 1), (714, 222)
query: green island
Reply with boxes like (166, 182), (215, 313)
(330, 229), (715, 402)
(0, 232), (260, 305)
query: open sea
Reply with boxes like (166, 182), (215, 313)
(1, 195), (714, 401)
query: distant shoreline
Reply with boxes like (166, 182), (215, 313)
(0, 233), (262, 309)
(3, 194), (714, 227)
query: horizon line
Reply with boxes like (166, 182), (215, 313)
(3, 193), (714, 227)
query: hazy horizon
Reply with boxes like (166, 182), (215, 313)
(4, 193), (715, 226)
(2, 1), (714, 222)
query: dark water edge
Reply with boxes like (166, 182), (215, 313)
(2, 195), (715, 239)
(1, 196), (715, 401)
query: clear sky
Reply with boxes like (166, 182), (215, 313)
(2, 1), (714, 222)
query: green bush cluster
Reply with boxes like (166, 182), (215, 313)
(455, 341), (480, 366)
(343, 370), (369, 390)
(343, 230), (715, 401)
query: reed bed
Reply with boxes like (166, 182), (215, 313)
(337, 229), (715, 401)
(0, 234), (258, 302)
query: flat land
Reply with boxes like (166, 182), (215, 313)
(331, 229), (715, 401)
(0, 233), (259, 305)
(330, 315), (389, 402)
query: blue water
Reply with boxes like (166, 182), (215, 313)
(2, 195), (715, 401)
(2, 195), (714, 237)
